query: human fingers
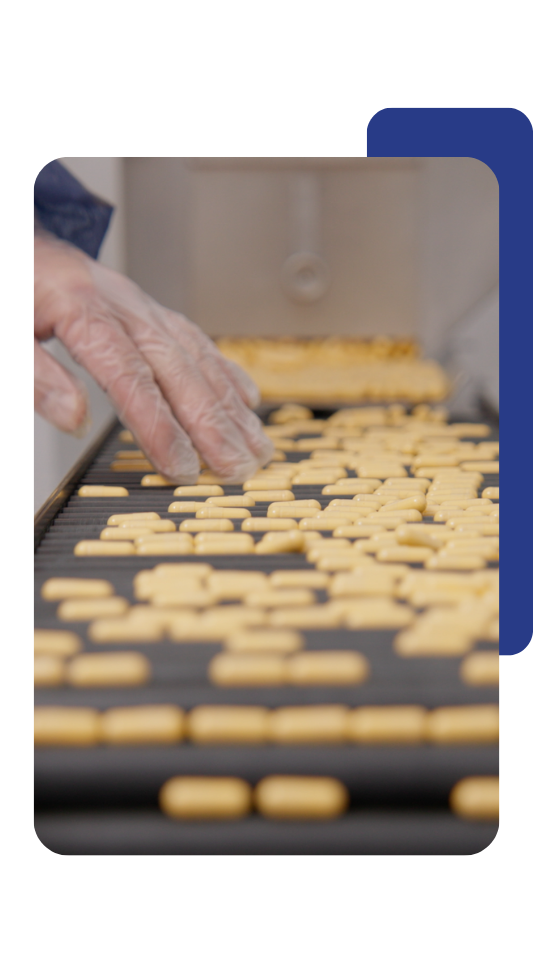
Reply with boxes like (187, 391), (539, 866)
(34, 339), (90, 436)
(122, 300), (273, 475)
(54, 306), (200, 483)
(121, 314), (272, 481)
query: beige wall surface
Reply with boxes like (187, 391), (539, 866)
(125, 157), (423, 337)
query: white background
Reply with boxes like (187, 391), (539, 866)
(4, 1), (553, 959)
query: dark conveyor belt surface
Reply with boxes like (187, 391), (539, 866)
(35, 413), (499, 854)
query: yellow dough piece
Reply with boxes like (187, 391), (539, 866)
(179, 519), (234, 532)
(269, 705), (349, 743)
(269, 605), (343, 629)
(78, 485), (128, 497)
(89, 614), (166, 643)
(459, 652), (499, 686)
(242, 518), (298, 532)
(34, 655), (65, 687)
(426, 705), (499, 743)
(188, 705), (270, 743)
(34, 707), (101, 746)
(224, 629), (304, 653)
(159, 777), (252, 819)
(208, 652), (288, 686)
(254, 776), (349, 820)
(34, 629), (82, 657)
(100, 705), (187, 744)
(287, 650), (370, 686)
(65, 652), (152, 687)
(243, 490), (296, 502)
(269, 570), (330, 589)
(74, 541), (135, 556)
(100, 527), (154, 541)
(255, 531), (306, 553)
(243, 478), (292, 491)
(168, 502), (210, 514)
(56, 597), (129, 621)
(140, 475), (174, 486)
(173, 485), (225, 496)
(346, 706), (427, 743)
(449, 777), (499, 820)
(208, 571), (268, 599)
(267, 500), (321, 519)
(343, 599), (415, 630)
(205, 495), (255, 507)
(375, 546), (434, 563)
(40, 578), (115, 600)
(195, 506), (251, 519)
(107, 512), (161, 526)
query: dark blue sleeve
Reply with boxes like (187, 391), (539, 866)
(34, 160), (114, 260)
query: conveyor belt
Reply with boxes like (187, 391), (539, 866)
(35, 413), (499, 854)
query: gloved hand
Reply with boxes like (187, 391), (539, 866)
(34, 229), (274, 482)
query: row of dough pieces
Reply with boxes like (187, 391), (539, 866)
(34, 635), (498, 690)
(73, 478), (499, 567)
(157, 774), (499, 821)
(42, 563), (499, 644)
(34, 703), (499, 746)
(38, 563), (499, 659)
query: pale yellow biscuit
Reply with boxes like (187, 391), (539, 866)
(159, 777), (252, 819)
(269, 570), (330, 589)
(343, 599), (415, 630)
(34, 707), (101, 746)
(243, 478), (292, 491)
(208, 571), (268, 599)
(347, 706), (427, 743)
(254, 776), (349, 819)
(34, 629), (82, 657)
(173, 485), (224, 496)
(74, 541), (135, 556)
(287, 651), (370, 685)
(34, 655), (65, 687)
(426, 705), (499, 743)
(208, 652), (287, 686)
(57, 597), (130, 621)
(66, 652), (152, 686)
(375, 546), (434, 564)
(40, 578), (114, 600)
(78, 485), (129, 497)
(188, 706), (269, 743)
(101, 705), (187, 744)
(244, 588), (316, 608)
(179, 519), (234, 532)
(449, 777), (499, 820)
(140, 475), (174, 486)
(243, 490), (296, 502)
(255, 531), (306, 554)
(168, 502), (209, 514)
(195, 507), (251, 519)
(100, 527), (154, 541)
(224, 629), (303, 653)
(107, 512), (161, 526)
(269, 705), (348, 743)
(241, 518), (298, 532)
(269, 605), (342, 629)
(460, 652), (499, 686)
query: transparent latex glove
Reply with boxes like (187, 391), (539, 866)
(34, 230), (273, 482)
